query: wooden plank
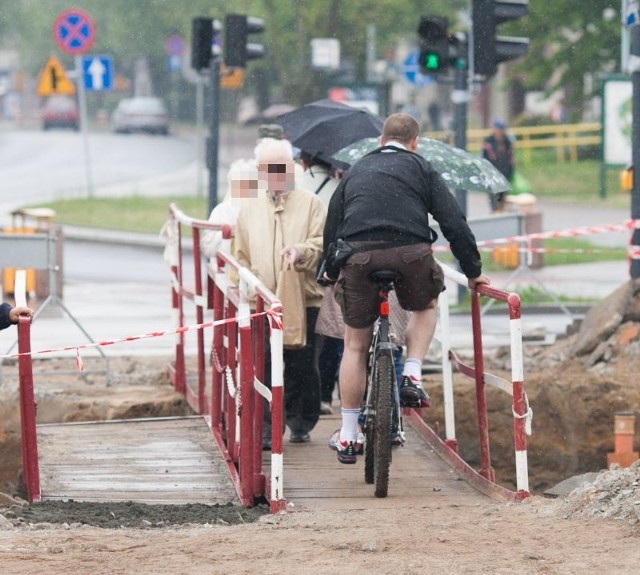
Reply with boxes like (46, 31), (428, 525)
(37, 416), (237, 505)
(263, 413), (488, 510)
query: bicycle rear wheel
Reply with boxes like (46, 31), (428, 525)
(367, 352), (394, 497)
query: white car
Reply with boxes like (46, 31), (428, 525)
(111, 97), (169, 135)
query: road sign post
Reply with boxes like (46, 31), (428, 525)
(53, 9), (96, 197)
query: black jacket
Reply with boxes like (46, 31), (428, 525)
(323, 145), (482, 279)
(0, 302), (14, 331)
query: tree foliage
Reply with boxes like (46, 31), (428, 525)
(0, 0), (626, 119)
(513, 0), (621, 117)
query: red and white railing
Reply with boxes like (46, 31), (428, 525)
(166, 203), (286, 512)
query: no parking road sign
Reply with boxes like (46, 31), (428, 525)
(53, 9), (96, 55)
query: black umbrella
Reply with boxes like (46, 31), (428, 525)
(276, 98), (383, 166)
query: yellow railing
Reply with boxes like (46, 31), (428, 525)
(424, 122), (601, 166)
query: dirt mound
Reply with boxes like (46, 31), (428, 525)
(552, 460), (640, 523)
(423, 279), (640, 494)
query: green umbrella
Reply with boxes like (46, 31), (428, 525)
(332, 137), (512, 195)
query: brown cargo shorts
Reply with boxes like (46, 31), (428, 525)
(333, 242), (445, 329)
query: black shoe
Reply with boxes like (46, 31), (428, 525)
(262, 437), (272, 451)
(399, 376), (431, 408)
(290, 431), (311, 444)
(328, 430), (359, 464)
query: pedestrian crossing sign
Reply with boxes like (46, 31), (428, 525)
(36, 55), (76, 96)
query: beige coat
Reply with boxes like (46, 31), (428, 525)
(234, 189), (326, 307)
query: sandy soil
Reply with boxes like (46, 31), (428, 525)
(1, 281), (640, 574)
(0, 495), (639, 574)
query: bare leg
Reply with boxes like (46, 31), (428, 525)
(405, 303), (437, 362)
(338, 324), (373, 409)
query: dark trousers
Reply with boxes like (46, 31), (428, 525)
(314, 335), (343, 404)
(283, 306), (321, 433)
(264, 307), (321, 437)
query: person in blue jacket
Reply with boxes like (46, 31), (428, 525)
(0, 303), (33, 330)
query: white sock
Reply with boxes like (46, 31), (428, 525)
(402, 358), (422, 381)
(340, 408), (360, 443)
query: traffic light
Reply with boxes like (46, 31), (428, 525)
(224, 14), (265, 68)
(472, 0), (529, 78)
(417, 16), (450, 75)
(191, 17), (222, 71)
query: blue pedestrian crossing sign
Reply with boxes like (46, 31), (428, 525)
(82, 55), (113, 91)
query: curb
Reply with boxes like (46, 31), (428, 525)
(63, 225), (164, 249)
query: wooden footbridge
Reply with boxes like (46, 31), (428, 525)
(15, 206), (531, 511)
(35, 411), (488, 510)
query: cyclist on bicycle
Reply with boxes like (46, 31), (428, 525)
(323, 112), (490, 463)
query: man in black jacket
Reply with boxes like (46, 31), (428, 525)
(323, 113), (489, 464)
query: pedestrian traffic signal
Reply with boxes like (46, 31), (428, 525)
(191, 17), (222, 71)
(224, 14), (265, 68)
(418, 16), (450, 75)
(472, 0), (529, 78)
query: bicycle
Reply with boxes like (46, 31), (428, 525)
(361, 269), (404, 498)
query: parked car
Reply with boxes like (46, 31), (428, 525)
(42, 95), (79, 131)
(111, 97), (169, 135)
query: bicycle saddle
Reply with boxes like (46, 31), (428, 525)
(369, 270), (400, 283)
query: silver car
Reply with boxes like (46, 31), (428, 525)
(111, 97), (169, 135)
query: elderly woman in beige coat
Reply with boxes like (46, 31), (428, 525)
(234, 138), (326, 446)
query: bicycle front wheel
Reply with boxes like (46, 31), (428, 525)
(370, 352), (394, 498)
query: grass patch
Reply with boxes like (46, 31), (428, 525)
(438, 236), (625, 271)
(541, 237), (626, 265)
(451, 284), (598, 312)
(516, 152), (629, 209)
(22, 196), (209, 234)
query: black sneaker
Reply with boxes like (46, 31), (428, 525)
(399, 376), (431, 408)
(328, 430), (358, 464)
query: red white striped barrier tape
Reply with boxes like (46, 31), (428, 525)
(475, 245), (624, 255)
(2, 308), (283, 369)
(433, 219), (640, 255)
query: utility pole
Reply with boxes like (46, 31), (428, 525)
(191, 17), (223, 215)
(630, 24), (640, 278)
(452, 57), (469, 215)
(206, 59), (221, 216)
